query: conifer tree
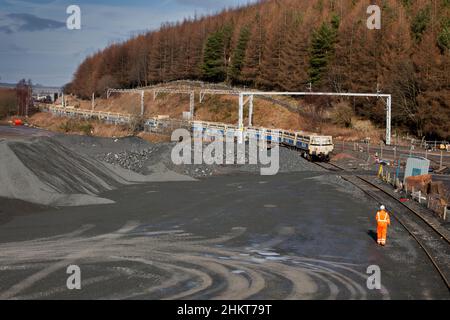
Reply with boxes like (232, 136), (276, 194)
(230, 26), (251, 84)
(202, 24), (233, 82)
(308, 15), (340, 85)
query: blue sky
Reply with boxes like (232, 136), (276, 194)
(0, 0), (257, 86)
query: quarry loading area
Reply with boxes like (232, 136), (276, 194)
(0, 124), (449, 299)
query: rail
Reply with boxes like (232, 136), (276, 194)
(315, 161), (450, 291)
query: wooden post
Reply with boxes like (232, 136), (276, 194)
(140, 91), (145, 116)
(394, 146), (397, 163)
(191, 91), (196, 120)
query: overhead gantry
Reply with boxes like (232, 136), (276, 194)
(105, 86), (393, 145)
(238, 91), (392, 145)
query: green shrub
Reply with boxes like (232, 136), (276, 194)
(79, 122), (93, 135)
(58, 119), (93, 135)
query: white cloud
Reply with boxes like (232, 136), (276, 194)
(0, 0), (257, 86)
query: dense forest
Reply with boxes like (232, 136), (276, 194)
(67, 0), (450, 139)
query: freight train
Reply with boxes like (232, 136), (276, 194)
(191, 121), (334, 162)
(42, 106), (334, 162)
(280, 131), (334, 161)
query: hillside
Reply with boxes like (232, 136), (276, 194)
(50, 81), (383, 142)
(67, 0), (450, 140)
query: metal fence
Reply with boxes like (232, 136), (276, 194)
(427, 194), (448, 221)
(378, 166), (448, 222)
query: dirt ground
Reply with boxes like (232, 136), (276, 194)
(0, 126), (448, 299)
(1, 170), (449, 299)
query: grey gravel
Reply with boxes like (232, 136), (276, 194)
(92, 139), (324, 178)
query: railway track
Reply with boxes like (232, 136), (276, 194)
(313, 161), (344, 172)
(316, 161), (450, 292)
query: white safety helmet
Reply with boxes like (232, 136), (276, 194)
(380, 205), (386, 211)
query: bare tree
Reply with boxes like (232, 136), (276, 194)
(16, 79), (33, 117)
(389, 61), (423, 136)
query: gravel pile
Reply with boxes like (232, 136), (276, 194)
(99, 148), (157, 173)
(177, 164), (215, 178)
(0, 136), (194, 206)
(96, 143), (215, 178)
(93, 139), (324, 178)
(52, 134), (151, 157)
(54, 134), (325, 178)
(0, 138), (125, 206)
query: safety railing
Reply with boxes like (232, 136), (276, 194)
(40, 105), (334, 151)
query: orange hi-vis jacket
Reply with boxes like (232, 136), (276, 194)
(376, 210), (391, 228)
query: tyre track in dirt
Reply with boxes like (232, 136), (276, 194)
(0, 222), (389, 300)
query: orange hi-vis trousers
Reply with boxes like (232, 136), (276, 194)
(377, 225), (388, 245)
(376, 210), (391, 245)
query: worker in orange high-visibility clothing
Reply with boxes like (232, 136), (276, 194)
(376, 205), (391, 246)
